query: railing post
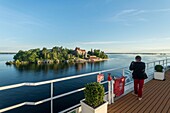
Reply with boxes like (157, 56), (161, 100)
(108, 80), (111, 104)
(108, 73), (112, 104)
(51, 82), (53, 113)
(122, 69), (125, 77)
(166, 58), (168, 69)
(146, 63), (149, 71)
(153, 62), (155, 74)
(111, 80), (115, 103)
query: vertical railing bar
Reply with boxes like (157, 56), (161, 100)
(111, 80), (114, 103)
(111, 80), (113, 103)
(166, 57), (168, 69)
(153, 62), (155, 73)
(51, 82), (53, 113)
(147, 63), (149, 72)
(108, 81), (111, 104)
(122, 69), (125, 77)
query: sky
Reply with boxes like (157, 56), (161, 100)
(0, 0), (170, 53)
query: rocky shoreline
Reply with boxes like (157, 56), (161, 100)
(6, 58), (109, 65)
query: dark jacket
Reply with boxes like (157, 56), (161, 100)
(129, 61), (148, 79)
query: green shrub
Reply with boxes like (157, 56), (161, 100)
(84, 82), (105, 108)
(155, 65), (163, 72)
(15, 60), (21, 64)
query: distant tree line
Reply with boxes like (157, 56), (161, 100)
(87, 49), (108, 59)
(13, 46), (75, 63)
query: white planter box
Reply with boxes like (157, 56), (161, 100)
(80, 100), (108, 113)
(154, 72), (165, 80)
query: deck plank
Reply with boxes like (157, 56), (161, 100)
(149, 81), (170, 113)
(117, 81), (159, 113)
(142, 82), (169, 113)
(125, 80), (165, 113)
(108, 80), (157, 113)
(155, 95), (170, 113)
(109, 81), (159, 113)
(108, 70), (170, 113)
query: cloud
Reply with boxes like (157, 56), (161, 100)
(114, 9), (137, 18)
(146, 37), (170, 41)
(0, 5), (45, 28)
(135, 48), (170, 53)
(74, 36), (170, 46)
(114, 8), (170, 18)
(78, 41), (136, 45)
(132, 8), (170, 16)
(150, 8), (170, 13)
(0, 45), (35, 52)
(108, 8), (170, 25)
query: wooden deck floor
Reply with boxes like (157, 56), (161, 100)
(108, 70), (170, 113)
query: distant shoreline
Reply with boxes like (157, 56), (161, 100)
(106, 53), (170, 55)
(1, 52), (170, 55)
(0, 52), (17, 54)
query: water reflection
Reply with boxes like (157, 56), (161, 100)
(13, 63), (74, 73)
(13, 62), (106, 74)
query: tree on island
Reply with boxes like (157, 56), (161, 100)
(9, 46), (108, 65)
(88, 49), (108, 59)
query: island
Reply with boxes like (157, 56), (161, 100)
(6, 47), (108, 65)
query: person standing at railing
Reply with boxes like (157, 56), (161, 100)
(129, 55), (148, 100)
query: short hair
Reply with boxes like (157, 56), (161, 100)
(135, 55), (141, 60)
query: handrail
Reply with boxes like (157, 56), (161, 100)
(0, 58), (170, 113)
(58, 69), (157, 113)
(1, 58), (169, 91)
(0, 81), (108, 113)
(0, 67), (127, 91)
(148, 58), (170, 63)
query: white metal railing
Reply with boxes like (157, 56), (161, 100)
(60, 58), (170, 113)
(0, 58), (170, 113)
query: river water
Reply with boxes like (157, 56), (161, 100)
(0, 54), (166, 113)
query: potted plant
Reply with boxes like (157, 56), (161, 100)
(80, 82), (108, 113)
(154, 65), (165, 80)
